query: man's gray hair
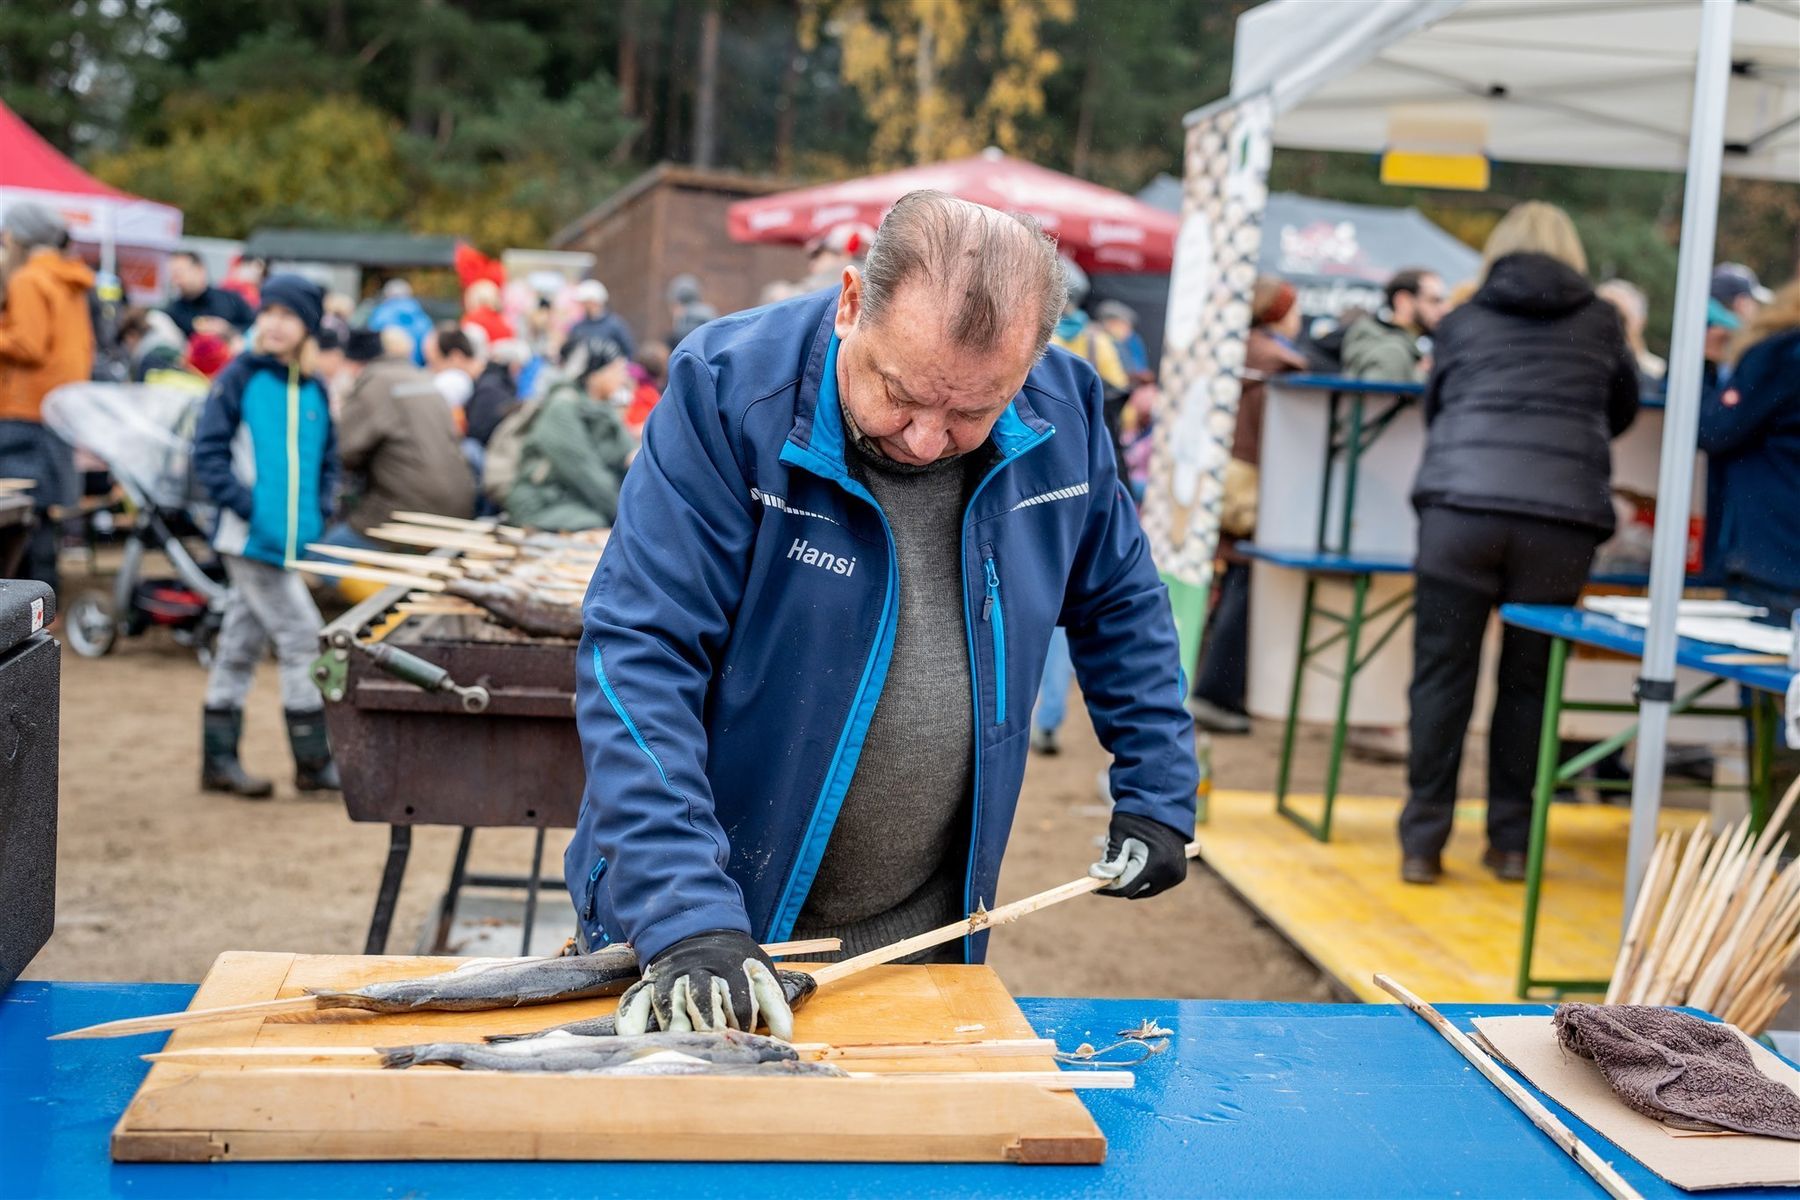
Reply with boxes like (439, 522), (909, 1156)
(859, 190), (1067, 356)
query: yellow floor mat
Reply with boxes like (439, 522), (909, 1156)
(1194, 789), (1703, 1002)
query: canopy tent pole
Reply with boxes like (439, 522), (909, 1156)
(1623, 0), (1735, 912)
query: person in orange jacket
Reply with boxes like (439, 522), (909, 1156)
(0, 202), (94, 595)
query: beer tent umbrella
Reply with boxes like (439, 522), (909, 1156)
(0, 100), (183, 302)
(726, 148), (1180, 275)
(1201, 0), (1798, 909)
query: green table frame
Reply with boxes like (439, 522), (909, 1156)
(1271, 567), (1415, 841)
(1514, 634), (1780, 998)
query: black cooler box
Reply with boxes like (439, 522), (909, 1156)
(0, 580), (57, 988)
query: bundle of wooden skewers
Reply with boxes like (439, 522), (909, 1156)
(300, 511), (607, 639)
(1605, 776), (1800, 1034)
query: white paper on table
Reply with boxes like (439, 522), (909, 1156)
(1581, 597), (1793, 657)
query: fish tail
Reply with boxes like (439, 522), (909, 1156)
(377, 1046), (421, 1069)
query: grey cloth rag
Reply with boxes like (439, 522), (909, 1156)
(1, 201), (66, 249)
(1553, 1002), (1800, 1140)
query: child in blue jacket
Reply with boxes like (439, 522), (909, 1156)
(191, 274), (340, 797)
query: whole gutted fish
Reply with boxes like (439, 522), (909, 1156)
(445, 578), (583, 640)
(309, 946), (641, 1013)
(484, 969), (819, 1044)
(379, 1029), (799, 1073)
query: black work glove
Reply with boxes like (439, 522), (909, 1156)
(1089, 812), (1191, 900)
(613, 929), (794, 1039)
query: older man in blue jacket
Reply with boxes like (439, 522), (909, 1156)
(570, 191), (1198, 1038)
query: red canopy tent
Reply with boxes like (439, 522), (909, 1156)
(727, 149), (1178, 274)
(0, 101), (183, 302)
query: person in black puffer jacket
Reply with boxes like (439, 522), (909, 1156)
(1399, 202), (1639, 886)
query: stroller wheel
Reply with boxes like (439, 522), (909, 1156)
(64, 590), (119, 658)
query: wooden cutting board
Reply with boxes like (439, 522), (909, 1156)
(112, 951), (1106, 1164)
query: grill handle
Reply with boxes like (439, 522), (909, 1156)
(357, 642), (491, 713)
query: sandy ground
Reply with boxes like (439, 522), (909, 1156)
(24, 560), (1409, 1004)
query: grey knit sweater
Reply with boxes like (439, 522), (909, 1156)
(791, 438), (978, 962)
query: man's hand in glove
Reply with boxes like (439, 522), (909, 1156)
(614, 929), (795, 1039)
(1089, 812), (1191, 899)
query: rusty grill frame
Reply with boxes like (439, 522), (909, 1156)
(316, 575), (585, 955)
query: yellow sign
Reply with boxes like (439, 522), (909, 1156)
(1380, 149), (1491, 191)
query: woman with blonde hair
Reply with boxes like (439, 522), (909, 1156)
(1398, 201), (1640, 885)
(1697, 278), (1800, 621)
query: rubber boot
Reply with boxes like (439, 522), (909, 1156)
(201, 707), (274, 799)
(286, 708), (342, 793)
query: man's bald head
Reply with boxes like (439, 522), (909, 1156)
(830, 191), (1068, 466)
(858, 190), (1067, 359)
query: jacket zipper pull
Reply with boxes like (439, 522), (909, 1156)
(982, 557), (999, 620)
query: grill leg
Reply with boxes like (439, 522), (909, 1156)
(521, 826), (548, 955)
(364, 824), (412, 955)
(430, 827), (476, 954)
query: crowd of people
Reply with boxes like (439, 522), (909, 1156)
(1, 190), (1795, 891)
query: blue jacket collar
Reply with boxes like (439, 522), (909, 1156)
(786, 300), (1053, 478)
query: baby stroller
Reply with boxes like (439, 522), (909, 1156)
(40, 380), (227, 662)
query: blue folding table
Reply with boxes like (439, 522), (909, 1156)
(6, 979), (1789, 1199)
(1500, 604), (1794, 998)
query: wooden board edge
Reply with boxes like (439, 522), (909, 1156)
(113, 1127), (1106, 1164)
(1006, 1134), (1109, 1165)
(111, 1126), (227, 1163)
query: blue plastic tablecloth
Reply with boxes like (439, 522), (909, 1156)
(1502, 603), (1795, 696)
(6, 981), (1793, 1199)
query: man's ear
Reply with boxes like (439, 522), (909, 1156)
(834, 267), (862, 338)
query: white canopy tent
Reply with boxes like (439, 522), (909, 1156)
(1218, 0), (1799, 909)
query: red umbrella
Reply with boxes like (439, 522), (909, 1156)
(727, 149), (1178, 274)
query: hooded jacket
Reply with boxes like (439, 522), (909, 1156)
(192, 351), (337, 567)
(0, 250), (95, 423)
(566, 289), (1198, 964)
(337, 357), (475, 534)
(1412, 252), (1639, 533)
(1698, 328), (1800, 595)
(505, 379), (633, 532)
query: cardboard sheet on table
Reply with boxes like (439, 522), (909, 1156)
(1472, 1015), (1800, 1191)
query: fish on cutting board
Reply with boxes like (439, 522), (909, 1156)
(312, 945), (644, 1012)
(381, 1029), (799, 1072)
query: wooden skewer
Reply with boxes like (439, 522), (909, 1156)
(144, 1037), (1061, 1069)
(293, 559), (447, 593)
(50, 994), (328, 1040)
(222, 1065), (1131, 1089)
(810, 842), (1202, 987)
(366, 525), (519, 557)
(305, 543), (463, 577)
(1374, 974), (1642, 1200)
(389, 511), (520, 536)
(1606, 831), (1671, 1004)
(49, 939), (840, 1040)
(858, 1069), (1131, 1090)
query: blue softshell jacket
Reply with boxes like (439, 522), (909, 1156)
(192, 351), (337, 567)
(566, 290), (1198, 963)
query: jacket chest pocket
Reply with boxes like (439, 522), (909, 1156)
(978, 542), (1005, 727)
